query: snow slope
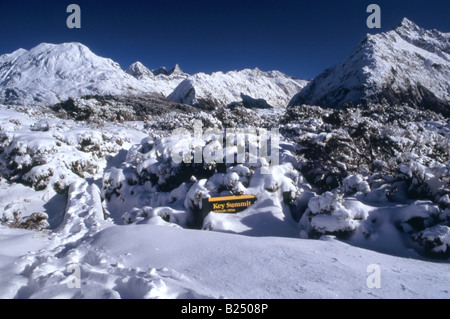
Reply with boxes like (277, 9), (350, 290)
(0, 43), (158, 106)
(169, 68), (308, 109)
(289, 18), (450, 115)
(1, 220), (449, 299)
(0, 105), (448, 299)
(0, 20), (449, 299)
(0, 43), (306, 109)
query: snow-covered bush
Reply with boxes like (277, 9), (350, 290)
(281, 104), (449, 209)
(299, 192), (368, 238)
(1, 210), (49, 231)
(30, 119), (51, 132)
(393, 161), (449, 203)
(387, 200), (450, 256)
(395, 201), (441, 234)
(144, 111), (222, 133)
(183, 179), (210, 228)
(342, 174), (370, 195)
(121, 206), (186, 227)
(413, 225), (450, 257)
(0, 115), (127, 192)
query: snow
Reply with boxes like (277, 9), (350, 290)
(0, 43), (159, 106)
(0, 105), (448, 299)
(1, 220), (449, 299)
(289, 18), (450, 113)
(0, 42), (305, 109)
(169, 68), (308, 109)
(0, 18), (449, 300)
(126, 62), (189, 97)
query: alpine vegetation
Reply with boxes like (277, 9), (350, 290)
(0, 18), (448, 299)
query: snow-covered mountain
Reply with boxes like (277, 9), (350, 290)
(0, 18), (449, 301)
(289, 18), (450, 115)
(168, 68), (308, 109)
(0, 42), (305, 108)
(126, 62), (189, 97)
(0, 43), (159, 106)
(152, 64), (186, 77)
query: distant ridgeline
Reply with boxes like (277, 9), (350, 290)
(289, 18), (450, 117)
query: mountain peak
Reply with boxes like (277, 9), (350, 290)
(0, 42), (153, 105)
(152, 66), (168, 76)
(289, 19), (450, 116)
(170, 64), (184, 75)
(126, 61), (154, 79)
(31, 42), (89, 53)
(394, 17), (423, 37)
(398, 18), (419, 30)
(153, 64), (186, 76)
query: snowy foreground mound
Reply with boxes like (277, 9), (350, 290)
(0, 105), (449, 299)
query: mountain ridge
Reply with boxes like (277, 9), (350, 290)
(0, 42), (156, 105)
(0, 42), (304, 107)
(168, 68), (308, 109)
(289, 18), (450, 116)
(1, 18), (449, 114)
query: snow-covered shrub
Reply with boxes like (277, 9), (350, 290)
(342, 174), (370, 195)
(183, 179), (210, 228)
(1, 210), (49, 231)
(121, 206), (153, 224)
(395, 201), (441, 234)
(281, 104), (449, 209)
(213, 106), (282, 129)
(144, 111), (222, 133)
(122, 206), (186, 227)
(205, 171), (246, 195)
(0, 114), (128, 193)
(30, 119), (51, 132)
(393, 161), (449, 203)
(413, 225), (450, 257)
(19, 212), (50, 230)
(308, 192), (344, 215)
(102, 168), (128, 201)
(295, 130), (356, 191)
(299, 192), (368, 238)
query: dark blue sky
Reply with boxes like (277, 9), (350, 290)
(0, 0), (449, 79)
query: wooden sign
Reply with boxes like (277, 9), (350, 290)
(202, 195), (257, 215)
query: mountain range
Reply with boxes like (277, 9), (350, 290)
(0, 42), (307, 109)
(289, 18), (450, 115)
(0, 18), (449, 115)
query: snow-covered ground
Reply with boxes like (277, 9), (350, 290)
(1, 222), (449, 299)
(0, 105), (448, 299)
(1, 17), (448, 300)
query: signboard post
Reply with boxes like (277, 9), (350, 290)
(202, 195), (257, 217)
